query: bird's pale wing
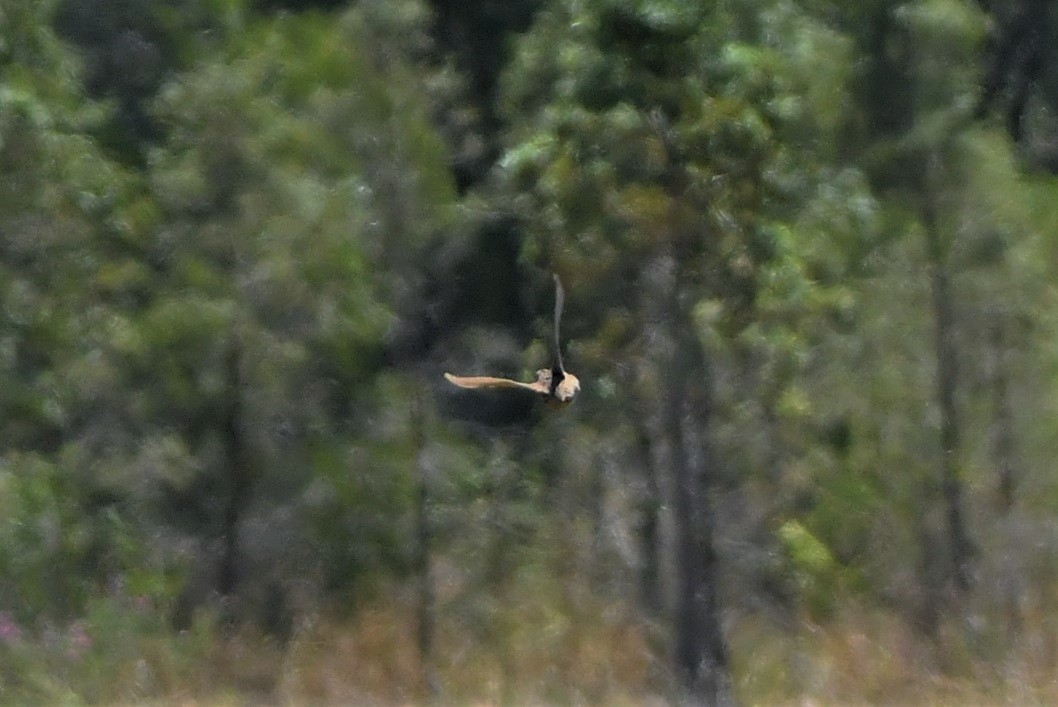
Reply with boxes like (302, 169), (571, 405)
(552, 273), (565, 373)
(444, 372), (549, 395)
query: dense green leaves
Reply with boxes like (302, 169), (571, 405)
(4, 0), (1058, 702)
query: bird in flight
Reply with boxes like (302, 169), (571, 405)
(445, 274), (581, 406)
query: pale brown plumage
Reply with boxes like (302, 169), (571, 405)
(444, 274), (581, 406)
(444, 371), (550, 395)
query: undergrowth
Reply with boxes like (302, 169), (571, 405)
(2, 590), (1056, 705)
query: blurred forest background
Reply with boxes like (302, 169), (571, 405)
(3, 0), (1058, 703)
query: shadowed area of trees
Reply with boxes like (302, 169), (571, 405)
(4, 0), (1058, 703)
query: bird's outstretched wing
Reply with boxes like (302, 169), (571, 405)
(444, 372), (549, 395)
(552, 273), (566, 374)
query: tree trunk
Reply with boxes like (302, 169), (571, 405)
(589, 449), (608, 588)
(651, 111), (732, 704)
(976, 0), (1051, 143)
(634, 423), (663, 616)
(483, 441), (517, 704)
(219, 338), (248, 602)
(666, 263), (733, 706)
(923, 201), (972, 597)
(410, 399), (439, 699)
(990, 319), (1017, 513)
(990, 318), (1021, 643)
(915, 519), (943, 638)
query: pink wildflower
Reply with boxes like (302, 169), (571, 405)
(67, 620), (92, 659)
(0, 612), (21, 644)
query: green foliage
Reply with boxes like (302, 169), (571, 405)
(3, 0), (1058, 702)
(121, 1), (461, 600)
(4, 0), (463, 651)
(499, 1), (875, 536)
(777, 518), (841, 616)
(0, 591), (217, 703)
(0, 454), (98, 620)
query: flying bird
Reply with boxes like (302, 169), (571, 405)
(445, 274), (581, 406)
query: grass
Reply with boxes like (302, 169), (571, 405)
(731, 602), (1058, 706)
(3, 588), (1058, 705)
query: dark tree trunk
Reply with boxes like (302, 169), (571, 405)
(915, 520), (943, 638)
(483, 441), (518, 705)
(635, 423), (663, 616)
(650, 111), (733, 704)
(219, 339), (248, 600)
(410, 400), (439, 699)
(923, 201), (972, 597)
(990, 319), (1017, 513)
(976, 0), (1051, 143)
(666, 263), (733, 707)
(589, 450), (608, 587)
(861, 5), (915, 137)
(990, 318), (1021, 643)
(425, 0), (541, 191)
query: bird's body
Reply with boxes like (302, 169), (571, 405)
(551, 370), (581, 404)
(445, 274), (581, 407)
